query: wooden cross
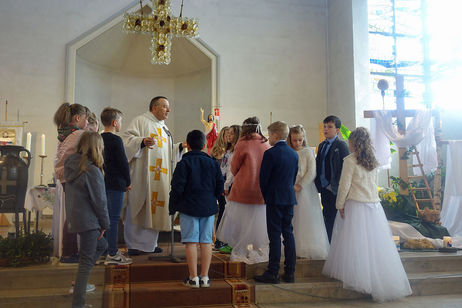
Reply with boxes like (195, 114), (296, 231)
(0, 167), (16, 195)
(149, 158), (168, 180)
(364, 75), (420, 194)
(123, 0), (199, 64)
(151, 128), (167, 148)
(151, 191), (165, 214)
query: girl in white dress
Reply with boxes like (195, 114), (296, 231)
(287, 125), (329, 259)
(322, 127), (411, 302)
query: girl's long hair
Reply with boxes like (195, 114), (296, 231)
(227, 125), (242, 152)
(53, 103), (88, 128)
(241, 116), (267, 142)
(287, 125), (307, 149)
(210, 126), (229, 159)
(349, 127), (378, 171)
(76, 131), (104, 175)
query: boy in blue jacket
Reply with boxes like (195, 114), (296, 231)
(255, 121), (298, 284)
(169, 130), (224, 288)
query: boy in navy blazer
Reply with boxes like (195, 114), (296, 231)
(255, 121), (298, 284)
(314, 115), (349, 242)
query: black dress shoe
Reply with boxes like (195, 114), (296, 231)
(153, 247), (163, 253)
(128, 249), (151, 256)
(254, 271), (280, 284)
(281, 273), (295, 283)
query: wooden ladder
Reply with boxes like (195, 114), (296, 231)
(407, 149), (436, 211)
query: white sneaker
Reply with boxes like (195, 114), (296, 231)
(69, 283), (96, 294)
(104, 250), (133, 265)
(183, 276), (200, 288)
(200, 276), (210, 288)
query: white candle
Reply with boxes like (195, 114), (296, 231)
(25, 132), (31, 152)
(40, 134), (46, 156)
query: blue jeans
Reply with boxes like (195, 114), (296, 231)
(266, 203), (296, 275)
(105, 189), (125, 256)
(73, 229), (107, 308)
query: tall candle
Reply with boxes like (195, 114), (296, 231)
(40, 134), (46, 156)
(25, 132), (31, 152)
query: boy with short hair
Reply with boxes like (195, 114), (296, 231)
(100, 107), (132, 265)
(169, 130), (224, 288)
(255, 121), (298, 284)
(314, 115), (349, 242)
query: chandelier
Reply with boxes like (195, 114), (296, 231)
(123, 0), (199, 65)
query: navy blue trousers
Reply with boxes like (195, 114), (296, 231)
(266, 203), (296, 275)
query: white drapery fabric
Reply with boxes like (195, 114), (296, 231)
(441, 141), (462, 237)
(370, 118), (391, 169)
(373, 110), (437, 174)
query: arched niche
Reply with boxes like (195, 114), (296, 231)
(65, 1), (219, 139)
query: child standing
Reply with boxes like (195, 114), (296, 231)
(287, 125), (329, 259)
(53, 102), (89, 263)
(314, 115), (349, 242)
(169, 130), (224, 288)
(64, 131), (110, 308)
(217, 117), (270, 264)
(254, 121), (298, 284)
(100, 108), (132, 265)
(322, 127), (411, 302)
(215, 124), (242, 252)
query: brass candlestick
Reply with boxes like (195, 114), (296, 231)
(39, 155), (47, 186)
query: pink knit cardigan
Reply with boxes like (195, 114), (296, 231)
(228, 134), (270, 204)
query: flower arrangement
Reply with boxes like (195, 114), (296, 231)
(379, 177), (416, 220)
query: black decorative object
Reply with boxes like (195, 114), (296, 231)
(0, 146), (31, 236)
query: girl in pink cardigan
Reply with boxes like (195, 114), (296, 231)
(53, 103), (89, 263)
(216, 116), (270, 264)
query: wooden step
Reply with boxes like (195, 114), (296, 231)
(411, 187), (430, 191)
(415, 199), (433, 202)
(0, 263), (105, 291)
(0, 285), (103, 308)
(409, 175), (425, 179)
(126, 279), (253, 308)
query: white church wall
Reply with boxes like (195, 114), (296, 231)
(75, 57), (176, 131)
(0, 0), (329, 184)
(190, 0), (328, 146)
(173, 68), (211, 143)
(327, 0), (370, 131)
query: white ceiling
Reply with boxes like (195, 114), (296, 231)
(76, 20), (211, 77)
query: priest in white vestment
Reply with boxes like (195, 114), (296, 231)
(122, 96), (183, 255)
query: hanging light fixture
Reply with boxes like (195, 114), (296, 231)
(123, 0), (199, 65)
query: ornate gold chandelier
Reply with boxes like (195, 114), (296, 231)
(123, 0), (199, 65)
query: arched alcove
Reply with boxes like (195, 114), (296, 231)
(65, 2), (219, 140)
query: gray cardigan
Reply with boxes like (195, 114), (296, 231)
(64, 153), (109, 233)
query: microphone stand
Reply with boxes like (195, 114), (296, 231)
(148, 126), (184, 263)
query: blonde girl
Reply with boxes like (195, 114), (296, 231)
(64, 131), (109, 308)
(287, 125), (329, 259)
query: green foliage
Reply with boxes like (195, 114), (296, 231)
(0, 230), (53, 267)
(379, 178), (416, 220)
(340, 125), (351, 141)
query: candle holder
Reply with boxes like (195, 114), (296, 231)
(39, 155), (47, 186)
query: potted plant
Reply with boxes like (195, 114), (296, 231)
(0, 230), (53, 267)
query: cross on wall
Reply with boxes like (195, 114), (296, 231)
(364, 75), (420, 194)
